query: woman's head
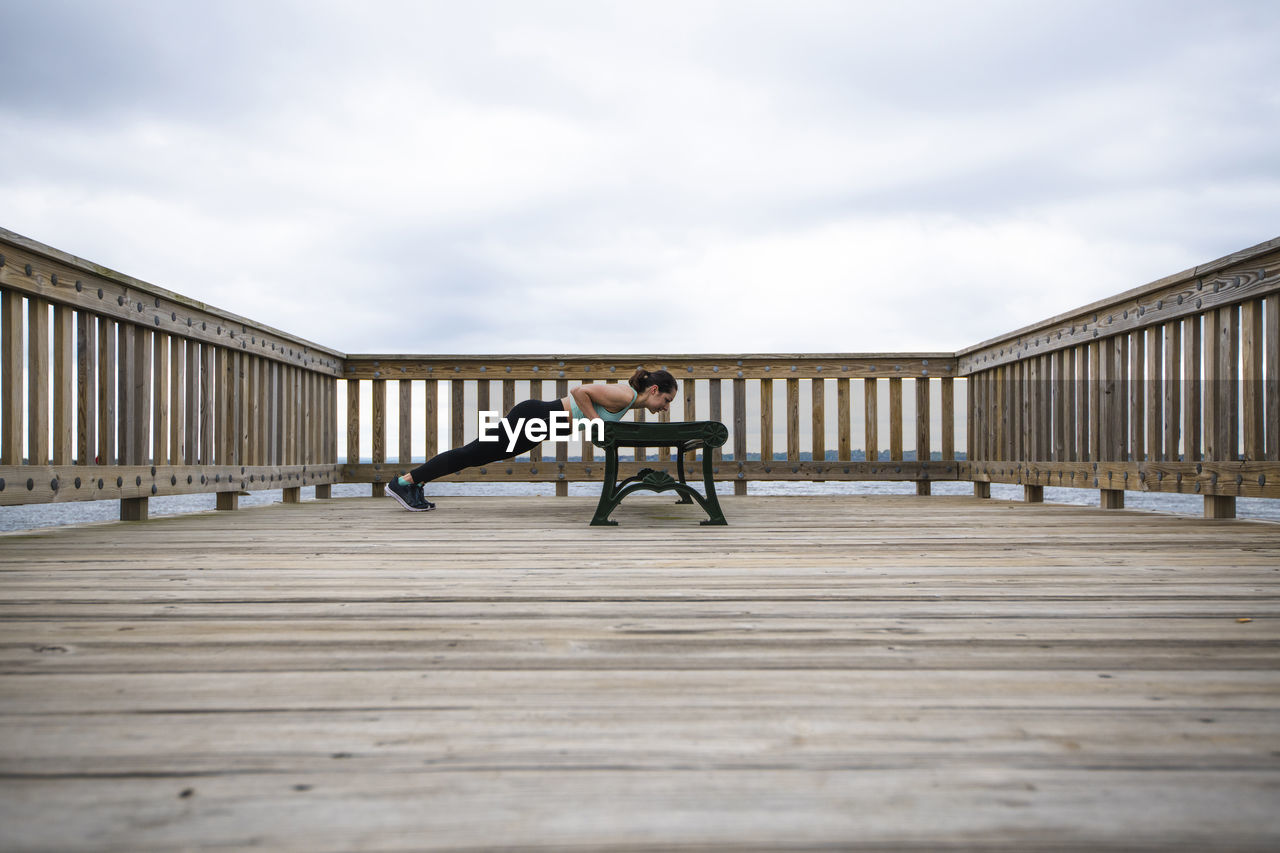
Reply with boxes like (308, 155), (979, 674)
(629, 367), (678, 414)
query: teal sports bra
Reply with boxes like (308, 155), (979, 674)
(569, 387), (637, 422)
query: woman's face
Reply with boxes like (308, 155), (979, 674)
(643, 387), (675, 414)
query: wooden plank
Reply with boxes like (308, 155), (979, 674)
(709, 378), (722, 463)
(1162, 320), (1180, 462)
(258, 358), (269, 466)
(2, 493), (1279, 850)
(1182, 316), (1201, 462)
(476, 378), (490, 422)
(421, 379), (437, 463)
(343, 353), (958, 382)
(116, 323), (136, 465)
(184, 340), (198, 465)
(52, 304), (73, 464)
(864, 378), (878, 463)
(245, 353), (258, 466)
(169, 334), (185, 465)
(811, 378), (825, 464)
(1241, 299), (1264, 461)
(267, 360), (280, 466)
(837, 377), (851, 462)
(0, 289), (21, 464)
(681, 378), (697, 465)
(153, 333), (169, 465)
(217, 345), (233, 465)
(759, 378), (773, 464)
(0, 462), (342, 504)
(1203, 310), (1221, 461)
(370, 379), (386, 466)
(1062, 349), (1077, 462)
(996, 364), (1009, 461)
(786, 377), (799, 461)
(915, 377), (930, 462)
(966, 373), (978, 461)
(1025, 357), (1039, 460)
(527, 380), (541, 462)
(235, 352), (248, 466)
(76, 311), (96, 465)
(1218, 304), (1240, 461)
(1129, 330), (1144, 462)
(301, 369), (311, 465)
(502, 379), (514, 416)
(399, 380), (413, 465)
(291, 367), (303, 466)
(962, 458), (1280, 499)
(1144, 325), (1161, 461)
(556, 380), (570, 494)
(1267, 294), (1279, 461)
(1090, 338), (1100, 461)
(28, 297), (50, 465)
(342, 459), (959, 486)
(1117, 334), (1129, 461)
(346, 379), (360, 468)
(1099, 337), (1117, 461)
(888, 377), (903, 461)
(733, 378), (746, 494)
(199, 343), (214, 465)
(1050, 351), (1064, 461)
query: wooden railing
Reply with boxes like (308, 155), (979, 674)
(0, 228), (342, 520)
(3, 227), (1276, 521)
(340, 353), (963, 496)
(959, 236), (1280, 518)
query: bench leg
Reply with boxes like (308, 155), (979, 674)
(590, 447), (621, 525)
(674, 451), (693, 503)
(698, 452), (727, 525)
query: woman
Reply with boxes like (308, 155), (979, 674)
(384, 367), (678, 511)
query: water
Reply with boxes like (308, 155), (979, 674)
(3, 479), (1277, 533)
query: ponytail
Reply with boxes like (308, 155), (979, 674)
(628, 367), (677, 395)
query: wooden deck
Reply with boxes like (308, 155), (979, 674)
(2, 494), (1279, 851)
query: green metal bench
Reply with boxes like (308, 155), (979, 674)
(589, 420), (729, 526)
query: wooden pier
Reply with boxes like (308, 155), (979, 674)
(3, 494), (1279, 850)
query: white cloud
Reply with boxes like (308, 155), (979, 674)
(2, 0), (1277, 358)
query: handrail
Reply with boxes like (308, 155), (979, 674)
(960, 238), (1280, 517)
(340, 352), (964, 497)
(1, 228), (341, 519)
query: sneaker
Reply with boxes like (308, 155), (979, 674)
(411, 482), (436, 511)
(384, 479), (433, 512)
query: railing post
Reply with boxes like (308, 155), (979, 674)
(1205, 495), (1235, 519)
(915, 376), (930, 495)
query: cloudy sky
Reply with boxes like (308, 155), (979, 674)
(2, 0), (1277, 357)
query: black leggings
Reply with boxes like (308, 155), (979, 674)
(408, 399), (562, 484)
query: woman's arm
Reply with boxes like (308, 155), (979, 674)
(571, 384), (634, 419)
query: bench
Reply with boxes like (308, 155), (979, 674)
(589, 420), (729, 526)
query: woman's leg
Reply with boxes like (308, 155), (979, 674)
(406, 399), (559, 484)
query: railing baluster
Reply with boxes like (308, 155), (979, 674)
(837, 377), (851, 462)
(77, 310), (96, 465)
(399, 379), (413, 465)
(1266, 294), (1279, 461)
(733, 377), (746, 495)
(53, 304), (74, 464)
(29, 298), (50, 466)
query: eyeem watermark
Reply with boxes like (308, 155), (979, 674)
(478, 411), (603, 452)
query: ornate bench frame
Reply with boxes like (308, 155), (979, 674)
(589, 420), (729, 526)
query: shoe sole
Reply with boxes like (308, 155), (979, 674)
(384, 483), (433, 512)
